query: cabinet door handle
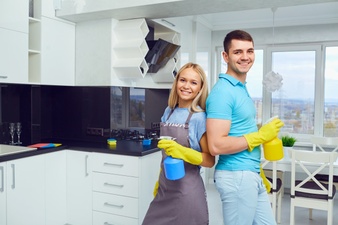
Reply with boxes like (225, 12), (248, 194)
(0, 166), (4, 192)
(104, 202), (124, 209)
(0, 75), (8, 79)
(104, 182), (124, 188)
(11, 164), (15, 189)
(103, 162), (124, 168)
(85, 155), (89, 177)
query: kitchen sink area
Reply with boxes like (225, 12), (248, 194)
(0, 144), (36, 156)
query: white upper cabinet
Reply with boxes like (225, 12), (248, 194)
(75, 18), (179, 88)
(0, 0), (28, 33)
(112, 19), (149, 80)
(40, 16), (75, 85)
(28, 0), (75, 85)
(0, 0), (28, 84)
(0, 28), (28, 84)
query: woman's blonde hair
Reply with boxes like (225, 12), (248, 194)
(168, 62), (208, 112)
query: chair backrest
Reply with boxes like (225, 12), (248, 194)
(289, 149), (338, 199)
(311, 136), (338, 152)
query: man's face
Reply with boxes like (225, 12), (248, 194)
(222, 39), (255, 76)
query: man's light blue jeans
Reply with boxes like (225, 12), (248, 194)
(214, 170), (277, 225)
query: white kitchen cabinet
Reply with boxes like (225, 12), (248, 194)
(75, 18), (178, 88)
(112, 18), (149, 80)
(45, 151), (67, 225)
(6, 155), (45, 225)
(91, 151), (161, 225)
(28, 0), (75, 85)
(0, 162), (6, 225)
(67, 150), (92, 225)
(40, 16), (75, 85)
(0, 0), (28, 33)
(0, 28), (28, 84)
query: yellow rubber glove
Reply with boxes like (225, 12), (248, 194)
(260, 166), (271, 193)
(153, 180), (159, 197)
(153, 169), (161, 198)
(157, 139), (202, 165)
(244, 118), (284, 151)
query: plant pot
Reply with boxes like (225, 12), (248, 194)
(283, 146), (293, 160)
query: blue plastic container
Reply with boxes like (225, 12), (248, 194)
(163, 156), (185, 180)
(142, 139), (151, 145)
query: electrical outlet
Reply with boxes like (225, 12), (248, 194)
(151, 122), (161, 129)
(86, 127), (104, 136)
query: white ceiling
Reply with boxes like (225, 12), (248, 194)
(57, 0), (338, 30)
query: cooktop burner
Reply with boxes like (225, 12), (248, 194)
(110, 129), (159, 141)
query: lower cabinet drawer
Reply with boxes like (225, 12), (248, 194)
(93, 172), (139, 197)
(93, 211), (138, 225)
(93, 192), (138, 218)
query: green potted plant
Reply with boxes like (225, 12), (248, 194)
(281, 135), (297, 147)
(281, 135), (297, 160)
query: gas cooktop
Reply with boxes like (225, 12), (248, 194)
(110, 129), (159, 141)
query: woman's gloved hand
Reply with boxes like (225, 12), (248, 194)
(260, 166), (271, 193)
(153, 180), (159, 198)
(244, 118), (284, 151)
(153, 168), (161, 198)
(157, 139), (202, 165)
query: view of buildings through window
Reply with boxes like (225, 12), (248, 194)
(271, 50), (316, 135)
(110, 87), (145, 129)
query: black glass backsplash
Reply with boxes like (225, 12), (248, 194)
(0, 84), (168, 146)
(1, 84), (111, 145)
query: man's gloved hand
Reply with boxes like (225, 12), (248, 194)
(260, 166), (271, 193)
(244, 118), (284, 151)
(157, 139), (202, 165)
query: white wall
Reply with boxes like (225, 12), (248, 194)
(212, 23), (338, 50)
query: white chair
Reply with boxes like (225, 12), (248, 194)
(289, 149), (338, 225)
(311, 136), (338, 189)
(262, 160), (283, 224)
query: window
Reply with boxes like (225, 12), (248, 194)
(111, 87), (145, 129)
(269, 47), (318, 136)
(129, 87), (145, 128)
(324, 46), (338, 137)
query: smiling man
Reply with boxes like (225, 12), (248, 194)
(206, 30), (284, 225)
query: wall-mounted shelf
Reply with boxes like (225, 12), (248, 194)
(112, 18), (149, 79)
(28, 0), (42, 83)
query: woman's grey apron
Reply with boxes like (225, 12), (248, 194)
(142, 109), (208, 225)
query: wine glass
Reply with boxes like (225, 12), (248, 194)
(16, 122), (22, 145)
(9, 123), (15, 145)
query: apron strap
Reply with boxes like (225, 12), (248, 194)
(184, 112), (193, 129)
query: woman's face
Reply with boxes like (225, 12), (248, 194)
(176, 67), (202, 108)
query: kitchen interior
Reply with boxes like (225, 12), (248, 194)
(1, 0), (338, 225)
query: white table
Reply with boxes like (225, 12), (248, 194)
(262, 153), (338, 174)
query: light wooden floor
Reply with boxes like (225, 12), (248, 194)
(206, 183), (338, 225)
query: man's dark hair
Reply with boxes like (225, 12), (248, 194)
(223, 30), (254, 53)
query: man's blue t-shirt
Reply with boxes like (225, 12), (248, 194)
(206, 73), (260, 172)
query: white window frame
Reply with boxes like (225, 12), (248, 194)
(266, 44), (323, 142)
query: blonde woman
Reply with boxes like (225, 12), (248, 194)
(142, 62), (215, 225)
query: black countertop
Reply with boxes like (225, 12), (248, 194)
(0, 139), (161, 163)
